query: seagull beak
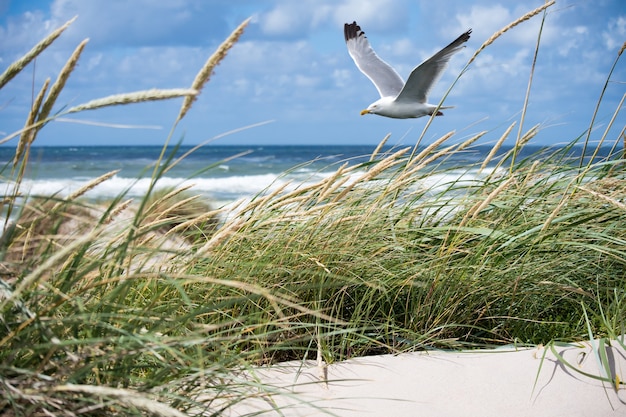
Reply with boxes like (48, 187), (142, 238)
(360, 109), (369, 116)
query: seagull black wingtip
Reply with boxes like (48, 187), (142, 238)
(344, 21), (364, 43)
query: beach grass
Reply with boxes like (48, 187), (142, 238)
(1, 4), (625, 416)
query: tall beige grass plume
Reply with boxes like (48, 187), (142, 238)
(66, 89), (198, 113)
(467, 1), (555, 66)
(0, 16), (77, 90)
(177, 18), (251, 122)
(37, 39), (89, 123)
(14, 79), (50, 167)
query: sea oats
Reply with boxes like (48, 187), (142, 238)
(578, 186), (626, 211)
(104, 199), (134, 224)
(480, 122), (516, 173)
(37, 39), (89, 123)
(456, 131), (487, 152)
(242, 182), (291, 214)
(52, 385), (188, 417)
(541, 185), (573, 232)
(369, 134), (392, 163)
(467, 1), (555, 66)
(177, 18), (250, 122)
(145, 185), (196, 215)
(404, 144), (457, 177)
(469, 176), (517, 220)
(333, 147), (410, 203)
(67, 170), (120, 201)
(198, 217), (246, 253)
(0, 16), (77, 90)
(408, 131), (455, 167)
(361, 147), (410, 182)
(14, 78), (50, 167)
(517, 124), (539, 147)
(165, 209), (221, 238)
(66, 89), (198, 114)
(317, 162), (349, 203)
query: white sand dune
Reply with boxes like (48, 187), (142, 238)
(223, 338), (626, 416)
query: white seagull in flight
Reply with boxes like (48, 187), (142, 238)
(344, 21), (471, 119)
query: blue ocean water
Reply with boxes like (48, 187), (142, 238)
(0, 144), (616, 206)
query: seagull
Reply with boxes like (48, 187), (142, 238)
(344, 21), (471, 119)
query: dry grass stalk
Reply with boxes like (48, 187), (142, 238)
(597, 93), (625, 150)
(541, 184), (574, 232)
(66, 170), (120, 201)
(469, 176), (517, 221)
(467, 1), (555, 66)
(37, 39), (89, 123)
(267, 184), (324, 211)
(521, 160), (541, 189)
(479, 122), (516, 173)
(177, 18), (250, 122)
(270, 162), (362, 208)
(144, 196), (201, 228)
(272, 193), (323, 212)
(317, 162), (350, 203)
(318, 176), (354, 204)
(409, 131), (455, 167)
(332, 147), (410, 203)
(165, 209), (222, 238)
(53, 384), (188, 417)
(400, 144), (457, 182)
(241, 182), (291, 214)
(369, 134), (391, 163)
(359, 147), (410, 181)
(619, 41), (626, 57)
(14, 78), (50, 166)
(198, 217), (245, 253)
(0, 16), (77, 90)
(66, 89), (198, 113)
(145, 185), (195, 215)
(578, 186), (626, 211)
(456, 131), (487, 152)
(104, 199), (134, 224)
(517, 124), (540, 147)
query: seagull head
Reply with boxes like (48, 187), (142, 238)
(360, 97), (393, 116)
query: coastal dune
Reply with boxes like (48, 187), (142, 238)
(223, 338), (626, 416)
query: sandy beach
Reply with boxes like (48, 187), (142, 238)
(223, 338), (626, 416)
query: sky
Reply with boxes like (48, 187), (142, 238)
(0, 0), (624, 147)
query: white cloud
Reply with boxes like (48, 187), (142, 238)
(602, 16), (626, 51)
(0, 10), (51, 57)
(258, 3), (309, 37)
(330, 0), (409, 30)
(557, 26), (588, 57)
(332, 68), (351, 88)
(449, 3), (561, 47)
(453, 4), (511, 41)
(387, 38), (415, 57)
(47, 0), (230, 48)
(256, 0), (409, 37)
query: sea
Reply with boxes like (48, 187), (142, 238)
(0, 144), (618, 208)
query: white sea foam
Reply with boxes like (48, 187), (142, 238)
(2, 167), (499, 218)
(4, 171), (337, 208)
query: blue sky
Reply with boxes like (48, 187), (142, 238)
(0, 0), (624, 147)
